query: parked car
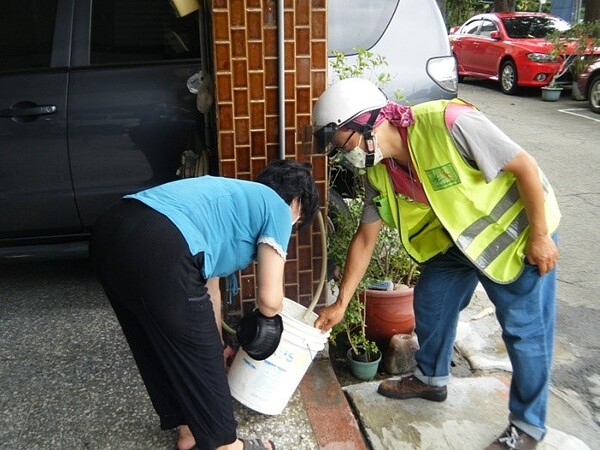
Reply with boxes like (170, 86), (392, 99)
(0, 0), (205, 257)
(449, 12), (572, 95)
(577, 57), (600, 114)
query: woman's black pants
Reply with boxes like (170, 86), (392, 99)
(89, 199), (237, 450)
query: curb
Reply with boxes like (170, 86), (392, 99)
(298, 358), (367, 449)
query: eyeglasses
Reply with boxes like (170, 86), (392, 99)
(327, 131), (356, 155)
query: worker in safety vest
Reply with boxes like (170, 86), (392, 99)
(311, 78), (560, 450)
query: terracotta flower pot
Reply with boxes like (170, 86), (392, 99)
(361, 287), (415, 349)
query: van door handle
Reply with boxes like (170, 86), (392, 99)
(0, 104), (57, 118)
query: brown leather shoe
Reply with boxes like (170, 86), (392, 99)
(485, 425), (539, 449)
(377, 375), (447, 402)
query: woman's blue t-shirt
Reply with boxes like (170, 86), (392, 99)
(125, 176), (292, 279)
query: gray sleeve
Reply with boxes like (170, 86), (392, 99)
(451, 110), (522, 182)
(360, 179), (382, 224)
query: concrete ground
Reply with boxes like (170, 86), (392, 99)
(340, 288), (600, 450)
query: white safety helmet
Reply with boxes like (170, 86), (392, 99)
(312, 78), (387, 154)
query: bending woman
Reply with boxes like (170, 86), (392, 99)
(90, 159), (319, 450)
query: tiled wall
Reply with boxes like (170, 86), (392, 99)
(209, 0), (328, 317)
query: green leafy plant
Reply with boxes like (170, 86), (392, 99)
(327, 196), (420, 362)
(330, 47), (405, 101)
(547, 20), (600, 87)
(326, 197), (378, 361)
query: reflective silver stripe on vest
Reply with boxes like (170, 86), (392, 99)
(474, 208), (529, 268)
(456, 172), (551, 269)
(456, 183), (521, 250)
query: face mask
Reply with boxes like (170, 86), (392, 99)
(343, 134), (384, 169)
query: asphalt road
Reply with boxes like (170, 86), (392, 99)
(457, 78), (600, 424)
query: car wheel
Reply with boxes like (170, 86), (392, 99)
(589, 75), (600, 114)
(500, 60), (519, 95)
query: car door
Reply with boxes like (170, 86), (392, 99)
(68, 0), (203, 228)
(472, 19), (504, 76)
(0, 0), (81, 242)
(453, 19), (483, 73)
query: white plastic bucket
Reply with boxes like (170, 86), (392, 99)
(227, 297), (330, 415)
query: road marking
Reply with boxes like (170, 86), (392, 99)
(558, 108), (600, 123)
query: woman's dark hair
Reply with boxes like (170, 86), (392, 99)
(256, 159), (320, 230)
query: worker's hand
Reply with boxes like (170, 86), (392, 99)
(525, 234), (558, 276)
(314, 301), (346, 333)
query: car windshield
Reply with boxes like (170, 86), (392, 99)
(501, 16), (570, 38)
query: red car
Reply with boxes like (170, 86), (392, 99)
(577, 57), (600, 113)
(449, 12), (571, 95)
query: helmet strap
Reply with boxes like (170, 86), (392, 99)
(360, 108), (381, 154)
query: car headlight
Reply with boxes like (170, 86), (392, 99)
(527, 53), (557, 63)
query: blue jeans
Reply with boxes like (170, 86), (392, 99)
(412, 241), (557, 441)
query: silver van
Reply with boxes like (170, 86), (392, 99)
(328, 0), (457, 104)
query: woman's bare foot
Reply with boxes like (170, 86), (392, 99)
(176, 425), (195, 450)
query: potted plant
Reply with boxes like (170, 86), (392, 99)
(360, 220), (419, 348)
(328, 286), (382, 381)
(545, 20), (600, 100)
(327, 193), (420, 370)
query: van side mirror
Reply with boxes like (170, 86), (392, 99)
(449, 26), (460, 35)
(490, 31), (500, 40)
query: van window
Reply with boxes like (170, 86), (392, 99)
(90, 0), (200, 65)
(328, 0), (397, 55)
(0, 0), (58, 72)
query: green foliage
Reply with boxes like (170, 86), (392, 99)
(326, 197), (380, 360)
(329, 290), (380, 360)
(329, 47), (405, 101)
(445, 0), (482, 28)
(327, 196), (419, 361)
(547, 20), (600, 85)
(367, 223), (420, 288)
(330, 48), (389, 85)
(444, 0), (551, 29)
(328, 197), (420, 290)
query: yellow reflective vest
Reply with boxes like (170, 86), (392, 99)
(366, 99), (561, 283)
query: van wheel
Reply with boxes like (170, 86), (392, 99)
(500, 61), (519, 95)
(589, 75), (600, 114)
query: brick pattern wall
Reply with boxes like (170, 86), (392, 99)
(209, 0), (328, 316)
